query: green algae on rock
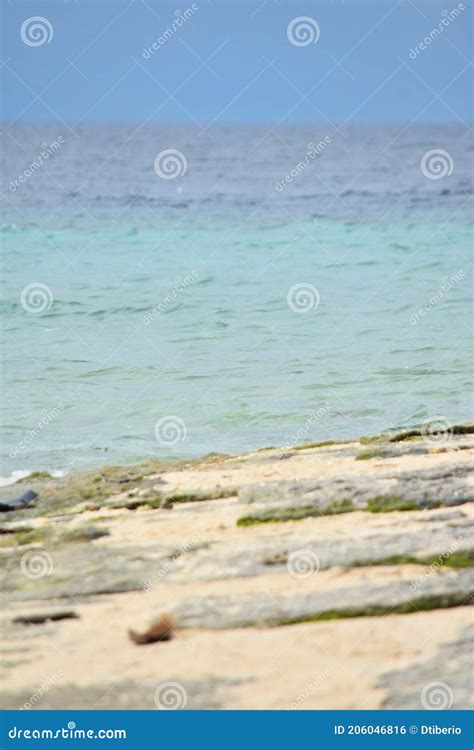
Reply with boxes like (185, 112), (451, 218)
(351, 549), (474, 569)
(237, 499), (355, 526)
(173, 570), (474, 629)
(366, 496), (420, 513)
(1, 424), (473, 711)
(292, 440), (343, 451)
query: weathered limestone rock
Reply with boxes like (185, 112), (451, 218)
(237, 464), (474, 525)
(1, 425), (473, 710)
(168, 518), (473, 581)
(380, 625), (473, 709)
(173, 569), (474, 629)
(1, 677), (248, 710)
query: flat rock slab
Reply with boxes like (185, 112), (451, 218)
(238, 464), (474, 522)
(1, 677), (248, 710)
(169, 517), (473, 581)
(0, 543), (175, 601)
(1, 430), (473, 710)
(380, 625), (473, 709)
(174, 569), (474, 629)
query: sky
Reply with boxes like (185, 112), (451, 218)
(0, 0), (472, 125)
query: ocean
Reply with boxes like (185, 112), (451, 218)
(1, 123), (472, 481)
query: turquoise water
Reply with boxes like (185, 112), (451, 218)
(1, 124), (472, 477)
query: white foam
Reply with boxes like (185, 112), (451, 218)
(0, 468), (67, 487)
(0, 470), (31, 487)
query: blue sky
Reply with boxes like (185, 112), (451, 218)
(1, 0), (472, 124)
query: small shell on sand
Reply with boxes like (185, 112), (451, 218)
(128, 614), (175, 645)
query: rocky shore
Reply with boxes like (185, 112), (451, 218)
(1, 424), (473, 710)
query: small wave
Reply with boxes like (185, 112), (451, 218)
(0, 468), (66, 487)
(0, 470), (31, 487)
(90, 305), (152, 318)
(389, 242), (409, 250)
(81, 366), (123, 378)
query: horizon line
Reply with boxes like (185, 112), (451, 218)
(1, 119), (471, 128)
